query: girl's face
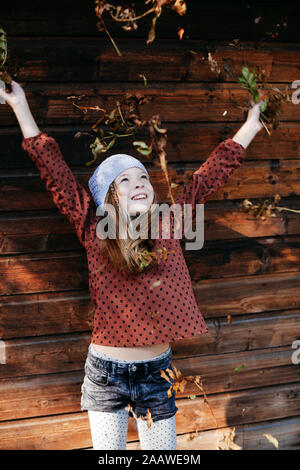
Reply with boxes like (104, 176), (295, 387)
(114, 167), (154, 217)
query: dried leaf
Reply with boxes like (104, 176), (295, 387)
(264, 433), (279, 449)
(160, 369), (173, 384)
(178, 27), (184, 40)
(218, 428), (242, 450)
(150, 280), (161, 291)
(146, 15), (158, 44)
(146, 408), (153, 428)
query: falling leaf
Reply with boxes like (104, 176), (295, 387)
(147, 15), (158, 44)
(163, 363), (218, 427)
(173, 0), (187, 16)
(254, 16), (262, 24)
(239, 194), (300, 219)
(264, 433), (279, 449)
(227, 315), (231, 324)
(207, 52), (221, 76)
(223, 110), (228, 116)
(146, 408), (153, 428)
(218, 428), (242, 450)
(150, 280), (161, 291)
(138, 74), (148, 87)
(133, 140), (152, 155)
(153, 122), (167, 134)
(178, 27), (184, 40)
(234, 364), (245, 372)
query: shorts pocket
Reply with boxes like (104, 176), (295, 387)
(85, 373), (109, 388)
(85, 358), (110, 387)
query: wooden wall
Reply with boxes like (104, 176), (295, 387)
(1, 0), (300, 450)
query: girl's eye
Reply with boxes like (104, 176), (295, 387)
(120, 175), (147, 183)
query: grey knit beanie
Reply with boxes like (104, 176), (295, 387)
(88, 153), (149, 215)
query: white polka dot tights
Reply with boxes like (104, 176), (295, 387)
(88, 409), (177, 450)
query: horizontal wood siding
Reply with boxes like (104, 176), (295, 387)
(0, 0), (299, 450)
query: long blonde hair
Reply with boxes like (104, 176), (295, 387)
(100, 180), (162, 275)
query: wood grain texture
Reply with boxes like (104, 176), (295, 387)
(1, 0), (300, 450)
(0, 83), (298, 126)
(4, 38), (300, 83)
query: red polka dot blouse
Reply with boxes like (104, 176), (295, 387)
(22, 131), (246, 347)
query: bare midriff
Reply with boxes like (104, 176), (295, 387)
(91, 342), (170, 360)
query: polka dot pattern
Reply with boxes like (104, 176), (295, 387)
(22, 132), (247, 348)
(135, 414), (177, 450)
(88, 409), (129, 450)
(88, 409), (177, 450)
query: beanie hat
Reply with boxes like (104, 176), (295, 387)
(88, 153), (149, 215)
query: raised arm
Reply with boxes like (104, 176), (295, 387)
(173, 137), (247, 235)
(173, 96), (265, 238)
(0, 80), (94, 248)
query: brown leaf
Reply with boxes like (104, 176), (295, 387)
(146, 408), (153, 428)
(173, 0), (187, 16)
(264, 433), (279, 449)
(147, 15), (158, 44)
(160, 369), (173, 384)
(178, 27), (184, 40)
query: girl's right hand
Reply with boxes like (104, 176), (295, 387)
(0, 80), (27, 110)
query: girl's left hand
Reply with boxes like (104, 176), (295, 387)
(246, 90), (267, 133)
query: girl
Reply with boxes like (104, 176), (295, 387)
(0, 80), (264, 450)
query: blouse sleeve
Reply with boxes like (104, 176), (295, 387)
(173, 138), (247, 239)
(22, 131), (94, 249)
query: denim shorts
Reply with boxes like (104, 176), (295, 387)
(81, 344), (178, 423)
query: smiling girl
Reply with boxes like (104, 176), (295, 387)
(0, 80), (264, 450)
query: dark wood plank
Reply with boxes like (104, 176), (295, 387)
(0, 333), (90, 379)
(1, 124), (300, 169)
(2, 156), (300, 213)
(0, 83), (298, 125)
(5, 38), (300, 83)
(185, 235), (300, 281)
(194, 271), (300, 318)
(171, 309), (300, 356)
(0, 218), (81, 254)
(0, 291), (93, 338)
(0, 251), (89, 296)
